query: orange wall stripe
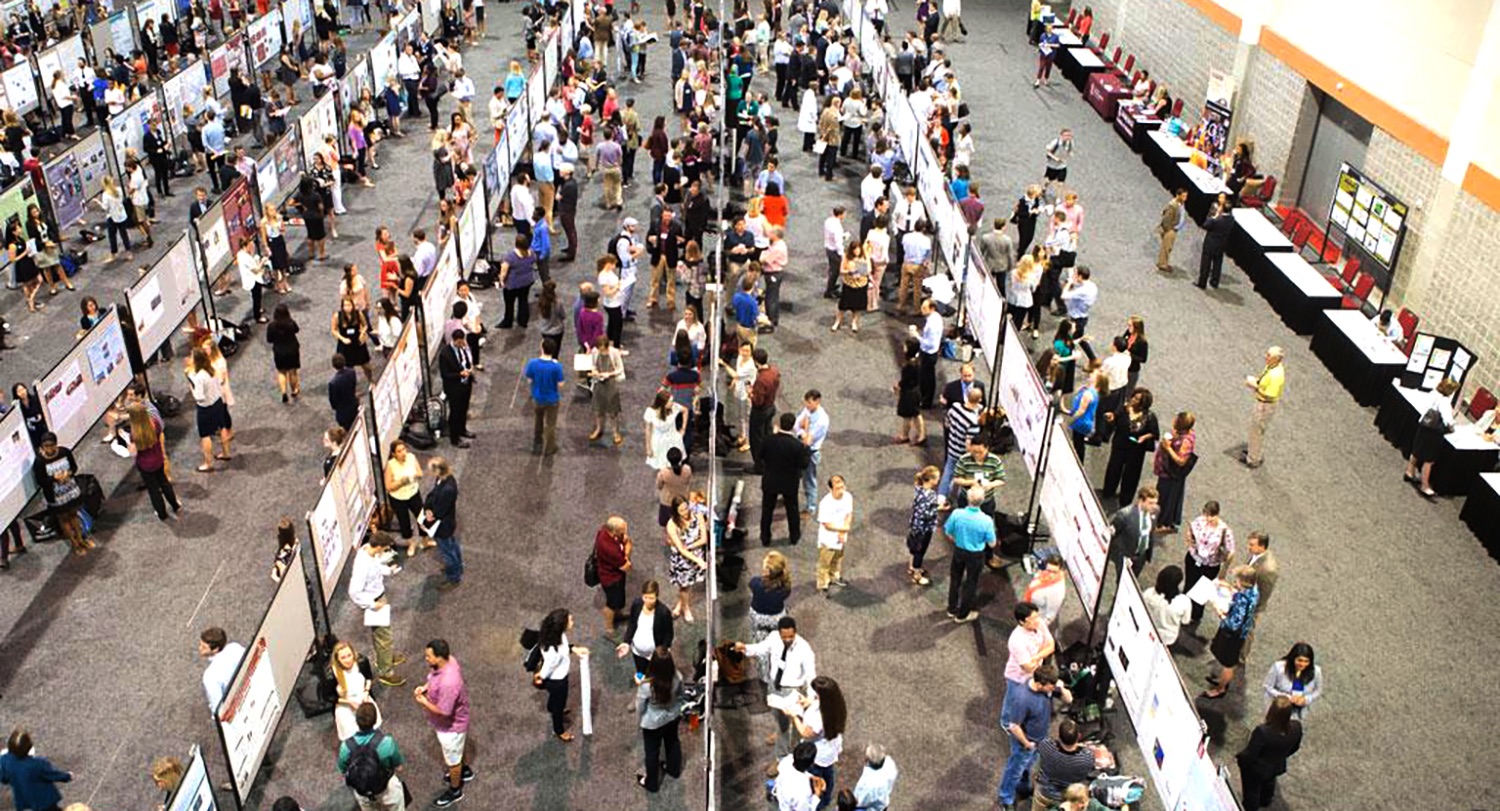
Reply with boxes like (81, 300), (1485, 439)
(1259, 28), (1449, 164)
(1462, 164), (1500, 211)
(1179, 0), (1241, 34)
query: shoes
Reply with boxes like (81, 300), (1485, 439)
(282, 392), (289, 403)
(460, 765), (475, 783)
(433, 786), (465, 807)
(461, 431), (477, 439)
(954, 612), (977, 624)
(452, 439), (472, 448)
(831, 577), (849, 587)
(393, 653), (409, 665)
(438, 579), (462, 591)
(378, 674), (408, 687)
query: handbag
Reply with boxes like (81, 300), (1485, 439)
(583, 549), (600, 586)
(1419, 405), (1452, 433)
(1167, 450), (1198, 477)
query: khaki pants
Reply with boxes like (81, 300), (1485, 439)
(602, 167), (623, 208)
(897, 262), (926, 311)
(538, 181), (556, 224)
(371, 624), (395, 678)
(355, 774), (407, 811)
(534, 402), (559, 454)
(648, 257), (677, 306)
(1247, 399), (1278, 465)
(1157, 227), (1177, 269)
(816, 547), (844, 590)
(939, 13), (964, 40)
(736, 324), (758, 349)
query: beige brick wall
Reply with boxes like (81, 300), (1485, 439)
(1089, 0), (1238, 116)
(1414, 187), (1500, 399)
(1235, 50), (1311, 200)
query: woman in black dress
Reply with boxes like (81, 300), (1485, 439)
(6, 220), (41, 313)
(1101, 388), (1159, 505)
(11, 383), (46, 447)
(331, 296), (373, 383)
(295, 176), (328, 261)
(265, 304), (301, 403)
(431, 129), (455, 199)
(893, 338), (924, 444)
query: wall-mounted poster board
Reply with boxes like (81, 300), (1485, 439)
(1326, 162), (1408, 298)
(298, 90), (339, 168)
(0, 177), (40, 270)
(420, 0), (440, 35)
(996, 321), (1050, 476)
(216, 548), (315, 807)
(247, 9), (283, 68)
(209, 33), (248, 99)
(371, 319), (423, 461)
(1402, 332), (1476, 395)
(162, 60), (211, 147)
(164, 746), (218, 811)
(306, 411), (375, 605)
(126, 234), (202, 358)
(256, 128), (302, 209)
(0, 407), (38, 535)
(109, 93), (164, 177)
(35, 306), (134, 450)
(422, 239), (461, 364)
(482, 144), (504, 215)
(36, 36), (89, 97)
(504, 102), (528, 170)
(1039, 419), (1110, 617)
(1, 61), (40, 115)
(457, 180), (486, 271)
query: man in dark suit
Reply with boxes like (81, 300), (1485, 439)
(143, 116), (174, 198)
(327, 353), (359, 430)
(1196, 194), (1234, 289)
(760, 413), (810, 547)
(940, 362), (985, 410)
(437, 329), (476, 448)
(556, 164), (579, 262)
(645, 207), (686, 310)
(1108, 485), (1159, 574)
(188, 186), (212, 224)
(423, 456), (462, 590)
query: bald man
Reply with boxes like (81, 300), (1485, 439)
(1242, 346), (1285, 468)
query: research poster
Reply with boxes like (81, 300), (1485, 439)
(0, 62), (37, 115)
(38, 359), (88, 444)
(458, 187), (485, 271)
(309, 482), (345, 598)
(248, 9), (283, 67)
(997, 322), (1050, 475)
(299, 91), (339, 168)
(370, 34), (397, 86)
(334, 413), (374, 549)
(0, 408), (37, 528)
(165, 746), (216, 811)
(128, 236), (200, 357)
(372, 320), (422, 456)
(108, 9), (135, 56)
(44, 152), (86, 228)
(219, 638), (282, 802)
(163, 60), (211, 141)
(1133, 641), (1207, 811)
(198, 211), (232, 277)
(1103, 569), (1162, 719)
(209, 33), (247, 99)
(85, 316), (128, 385)
(423, 240), (461, 364)
(964, 265), (1003, 366)
(36, 35), (88, 91)
(1039, 420), (1110, 615)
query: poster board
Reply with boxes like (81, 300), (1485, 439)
(126, 234), (202, 358)
(422, 239), (461, 364)
(136, 0), (177, 28)
(2, 61), (40, 115)
(196, 178), (258, 280)
(35, 307), (133, 450)
(0, 407), (38, 533)
(1327, 162), (1407, 286)
(109, 93), (163, 175)
(371, 319), (423, 459)
(420, 0), (440, 35)
(44, 132), (112, 229)
(963, 253), (1002, 364)
(307, 411), (375, 604)
(281, 0), (314, 42)
(209, 33), (248, 99)
(457, 180), (486, 271)
(298, 90), (339, 168)
(370, 33), (398, 86)
(164, 746), (218, 811)
(247, 9), (284, 68)
(36, 36), (88, 99)
(1039, 420), (1110, 616)
(339, 56), (372, 129)
(0, 177), (40, 270)
(216, 548), (315, 805)
(504, 102), (529, 170)
(162, 60), (211, 146)
(482, 143), (505, 215)
(1174, 756), (1240, 811)
(91, 9), (135, 59)
(997, 321), (1050, 476)
(255, 128), (302, 208)
(1401, 332), (1475, 394)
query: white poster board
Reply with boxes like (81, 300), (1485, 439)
(209, 33), (248, 99)
(109, 9), (136, 57)
(2, 62), (40, 115)
(248, 9), (284, 68)
(36, 35), (88, 93)
(257, 128), (302, 208)
(1039, 420), (1110, 616)
(307, 411), (375, 604)
(997, 321), (1050, 476)
(298, 90), (339, 168)
(162, 60), (211, 145)
(371, 319), (423, 458)
(127, 234), (202, 358)
(964, 258), (1003, 365)
(109, 93), (163, 175)
(370, 33), (398, 86)
(36, 307), (134, 450)
(164, 746), (217, 811)
(457, 181), (486, 271)
(422, 239), (461, 364)
(0, 407), (38, 530)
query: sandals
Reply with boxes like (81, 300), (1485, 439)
(197, 465), (215, 473)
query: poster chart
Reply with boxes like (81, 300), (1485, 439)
(127, 234), (201, 357)
(1038, 420), (1110, 616)
(307, 412), (375, 603)
(0, 177), (39, 269)
(43, 150), (88, 229)
(339, 56), (373, 128)
(37, 307), (134, 449)
(164, 746), (217, 811)
(36, 36), (89, 93)
(255, 129), (302, 207)
(196, 179), (258, 279)
(136, 0), (177, 28)
(209, 33), (247, 99)
(162, 60), (211, 145)
(217, 553), (314, 804)
(281, 0), (314, 42)
(420, 0), (440, 36)
(1174, 754), (1239, 811)
(370, 33), (398, 86)
(526, 59), (548, 128)
(371, 319), (423, 456)
(2, 61), (40, 114)
(91, 9), (136, 59)
(504, 102), (529, 170)
(963, 259), (1003, 366)
(997, 321), (1051, 476)
(298, 90), (339, 169)
(247, 9), (284, 68)
(108, 93), (163, 177)
(1329, 162), (1407, 270)
(0, 407), (38, 530)
(457, 181), (486, 271)
(422, 239), (461, 364)
(482, 143), (505, 215)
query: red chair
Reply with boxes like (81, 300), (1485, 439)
(1242, 176), (1276, 209)
(1147, 79), (1157, 97)
(1341, 258), (1361, 287)
(1066, 7), (1077, 24)
(1170, 98), (1184, 117)
(1280, 209), (1302, 235)
(1122, 53), (1136, 74)
(1396, 307), (1419, 344)
(1343, 272), (1375, 309)
(1095, 32), (1112, 54)
(1469, 387), (1497, 420)
(1109, 45), (1123, 67)
(1130, 69), (1143, 87)
(1291, 221), (1313, 252)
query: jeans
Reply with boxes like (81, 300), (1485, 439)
(938, 453), (960, 501)
(106, 219), (133, 253)
(809, 762), (836, 809)
(437, 534), (464, 583)
(802, 448), (822, 510)
(997, 737), (1037, 803)
(948, 547), (985, 616)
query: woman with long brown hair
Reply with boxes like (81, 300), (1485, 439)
(126, 402), (180, 521)
(635, 646), (684, 792)
(663, 496), (708, 622)
(186, 347), (233, 472)
(265, 303), (301, 402)
(375, 226), (401, 303)
(1153, 410), (1197, 533)
(787, 675), (848, 808)
(1235, 696), (1302, 808)
(331, 295), (373, 382)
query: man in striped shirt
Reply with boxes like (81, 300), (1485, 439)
(938, 387), (984, 497)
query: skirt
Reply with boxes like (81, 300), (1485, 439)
(340, 339), (371, 368)
(273, 346), (301, 372)
(748, 608), (783, 681)
(1209, 626), (1246, 668)
(593, 377), (621, 417)
(268, 234), (290, 270)
(667, 544), (704, 588)
(897, 387), (921, 418)
(195, 400), (231, 437)
(305, 211), (327, 241)
(1411, 424), (1447, 465)
(838, 282), (867, 312)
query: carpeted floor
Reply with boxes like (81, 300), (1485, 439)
(2, 2), (1499, 811)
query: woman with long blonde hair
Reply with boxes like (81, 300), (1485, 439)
(1007, 253), (1042, 337)
(126, 402), (180, 521)
(330, 640), (380, 741)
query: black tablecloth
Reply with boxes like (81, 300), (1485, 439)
(1143, 135), (1184, 188)
(1256, 260), (1341, 335)
(1461, 475), (1500, 562)
(1374, 387), (1499, 495)
(1309, 316), (1405, 407)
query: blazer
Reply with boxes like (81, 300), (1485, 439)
(1249, 550), (1279, 611)
(1202, 210), (1234, 248)
(760, 432), (810, 492)
(1108, 504), (1154, 569)
(1158, 199), (1182, 232)
(438, 343), (472, 390)
(0, 752), (70, 811)
(940, 378), (985, 409)
(623, 597), (675, 653)
(423, 476), (458, 538)
(1236, 722), (1302, 778)
(328, 367), (359, 429)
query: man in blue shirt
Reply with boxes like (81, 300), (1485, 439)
(731, 274), (760, 348)
(523, 338), (565, 455)
(918, 298), (944, 409)
(997, 665), (1069, 811)
(943, 485), (995, 622)
(201, 109), (228, 192)
(529, 206), (552, 283)
(795, 390), (830, 511)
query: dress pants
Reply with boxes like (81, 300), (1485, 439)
(762, 272), (783, 324)
(544, 675), (568, 733)
(533, 402), (559, 454)
(1183, 554), (1221, 623)
(445, 383), (471, 442)
(1198, 242), (1226, 287)
(760, 484), (800, 545)
(371, 624), (396, 677)
(1157, 227), (1177, 269)
(1246, 399), (1277, 465)
(748, 405), (775, 468)
(140, 467), (181, 519)
(640, 720), (683, 792)
(824, 249), (842, 297)
(919, 351), (939, 408)
(948, 547), (985, 616)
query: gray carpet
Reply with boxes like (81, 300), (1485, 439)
(2, 2), (1499, 811)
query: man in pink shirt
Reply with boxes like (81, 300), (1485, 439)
(1059, 191), (1085, 238)
(414, 639), (472, 808)
(1004, 602), (1056, 687)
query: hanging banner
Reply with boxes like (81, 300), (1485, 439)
(209, 32), (248, 98)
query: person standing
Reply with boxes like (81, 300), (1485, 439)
(1196, 195), (1233, 289)
(938, 390), (984, 498)
(1405, 376), (1459, 497)
(534, 609), (591, 742)
(944, 486), (995, 623)
(795, 391), (830, 513)
(635, 647), (685, 792)
(1108, 486), (1159, 575)
(749, 349), (781, 471)
(328, 354), (359, 431)
(996, 665), (1067, 811)
(0, 729), (72, 811)
(738, 617), (817, 759)
(762, 413), (811, 546)
(1203, 566), (1260, 698)
(916, 299), (944, 409)
(32, 434), (89, 556)
(822, 207), (847, 299)
(423, 458), (463, 591)
(1101, 389), (1159, 503)
(413, 639), (471, 808)
(978, 218), (1015, 286)
(814, 476), (854, 598)
(1058, 266), (1098, 336)
(1238, 530), (1279, 666)
(337, 703), (407, 811)
(556, 165), (579, 261)
(125, 403), (180, 522)
(524, 338), (565, 456)
(906, 466), (941, 586)
(1153, 411), (1197, 533)
(198, 627), (247, 714)
(1242, 346), (1285, 469)
(438, 330), (475, 449)
(1235, 697), (1303, 810)
(1156, 189), (1188, 272)
(1183, 500), (1235, 625)
(348, 533), (407, 687)
(1005, 602), (1056, 689)
(615, 581), (674, 676)
(594, 516), (633, 634)
(1042, 129), (1073, 190)
(848, 744), (898, 811)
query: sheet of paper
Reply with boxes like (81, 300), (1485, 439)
(766, 691), (801, 714)
(1186, 577), (1229, 613)
(580, 653), (594, 736)
(418, 517), (440, 538)
(363, 605), (391, 627)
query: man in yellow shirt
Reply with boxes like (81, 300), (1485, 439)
(1243, 346), (1285, 468)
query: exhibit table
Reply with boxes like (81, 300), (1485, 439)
(1373, 382), (1499, 496)
(1144, 129), (1192, 183)
(1260, 253), (1342, 334)
(1229, 207), (1297, 283)
(1461, 473), (1500, 562)
(1053, 27), (1083, 47)
(1086, 71), (1130, 121)
(1310, 309), (1409, 407)
(1060, 46), (1107, 91)
(1114, 102), (1161, 151)
(1176, 162), (1230, 223)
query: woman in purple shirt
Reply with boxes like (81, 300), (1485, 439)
(576, 288), (606, 354)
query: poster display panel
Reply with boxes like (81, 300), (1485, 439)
(136, 0), (177, 28)
(299, 91), (339, 168)
(127, 235), (201, 357)
(258, 128), (302, 207)
(2, 61), (39, 115)
(162, 60), (211, 142)
(964, 262), (1002, 365)
(1329, 163), (1407, 270)
(420, 0), (439, 35)
(482, 144), (504, 213)
(308, 481), (344, 601)
(198, 179), (258, 278)
(1039, 420), (1110, 616)
(0, 408), (37, 530)
(1102, 569), (1162, 724)
(36, 308), (133, 449)
(1174, 756), (1239, 811)
(997, 321), (1050, 476)
(308, 411), (375, 604)
(217, 550), (314, 804)
(164, 747), (217, 811)
(109, 9), (136, 56)
(248, 9), (283, 67)
(282, 0), (314, 40)
(209, 33), (247, 99)
(1132, 641), (1207, 810)
(109, 93), (163, 174)
(504, 103), (529, 168)
(340, 56), (372, 126)
(36, 36), (88, 93)
(457, 181), (485, 271)
(43, 150), (87, 228)
(371, 319), (423, 456)
(422, 239), (461, 364)
(370, 34), (398, 85)
(75, 131), (113, 201)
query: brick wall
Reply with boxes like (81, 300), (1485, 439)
(1235, 50), (1311, 199)
(1415, 187), (1500, 399)
(1089, 0), (1238, 118)
(1363, 128), (1444, 304)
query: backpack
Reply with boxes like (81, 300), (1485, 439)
(344, 731), (394, 798)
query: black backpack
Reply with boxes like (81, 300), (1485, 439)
(344, 731), (394, 798)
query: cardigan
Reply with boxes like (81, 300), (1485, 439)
(0, 752), (70, 811)
(623, 597), (675, 654)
